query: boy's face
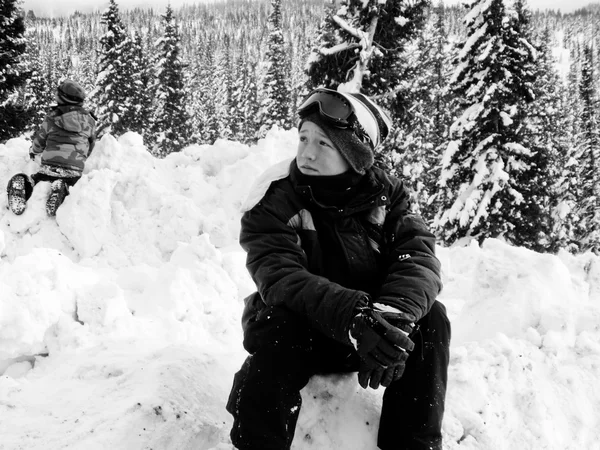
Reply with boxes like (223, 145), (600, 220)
(296, 121), (350, 176)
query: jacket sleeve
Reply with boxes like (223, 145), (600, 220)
(88, 116), (97, 154)
(376, 180), (442, 321)
(240, 193), (367, 344)
(30, 116), (51, 155)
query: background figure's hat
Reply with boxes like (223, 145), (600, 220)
(56, 80), (86, 105)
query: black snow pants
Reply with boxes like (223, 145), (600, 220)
(226, 300), (451, 450)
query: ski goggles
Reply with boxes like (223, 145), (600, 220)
(297, 88), (391, 149)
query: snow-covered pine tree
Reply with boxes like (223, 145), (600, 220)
(573, 44), (600, 252)
(231, 39), (260, 144)
(501, 0), (556, 251)
(382, 2), (454, 223)
(124, 31), (153, 137)
(214, 35), (234, 140)
(190, 36), (220, 145)
(257, 0), (291, 137)
(524, 25), (572, 253)
(149, 4), (190, 157)
(13, 22), (48, 133)
(0, 0), (28, 141)
(91, 0), (133, 137)
(305, 0), (428, 98)
(435, 0), (537, 247)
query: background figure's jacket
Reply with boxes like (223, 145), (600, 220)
(30, 105), (96, 174)
(240, 160), (442, 345)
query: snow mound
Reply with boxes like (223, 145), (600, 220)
(1, 130), (599, 450)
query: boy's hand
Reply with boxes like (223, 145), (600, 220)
(358, 360), (407, 389)
(349, 305), (414, 372)
(354, 306), (418, 389)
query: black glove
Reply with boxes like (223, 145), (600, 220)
(350, 304), (415, 377)
(358, 361), (407, 389)
(356, 309), (418, 389)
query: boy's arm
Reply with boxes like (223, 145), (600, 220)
(87, 113), (97, 154)
(30, 117), (51, 156)
(376, 181), (442, 322)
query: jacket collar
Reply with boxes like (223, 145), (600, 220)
(289, 159), (387, 215)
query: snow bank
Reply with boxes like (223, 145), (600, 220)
(1, 130), (599, 450)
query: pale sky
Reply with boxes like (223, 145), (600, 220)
(21, 0), (203, 17)
(20, 0), (598, 17)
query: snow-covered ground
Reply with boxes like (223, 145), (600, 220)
(1, 129), (599, 450)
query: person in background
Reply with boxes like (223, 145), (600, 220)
(226, 87), (451, 450)
(6, 79), (96, 216)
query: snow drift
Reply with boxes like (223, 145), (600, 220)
(1, 129), (599, 450)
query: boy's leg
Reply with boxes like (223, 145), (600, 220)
(46, 177), (78, 216)
(377, 300), (451, 450)
(227, 306), (353, 450)
(6, 173), (34, 215)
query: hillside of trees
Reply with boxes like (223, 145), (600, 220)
(2, 0), (600, 253)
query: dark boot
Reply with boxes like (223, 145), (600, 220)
(46, 179), (68, 216)
(7, 174), (33, 215)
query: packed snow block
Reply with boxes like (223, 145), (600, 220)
(56, 169), (117, 258)
(0, 249), (78, 359)
(1, 358), (33, 378)
(295, 374), (382, 450)
(77, 281), (131, 328)
(117, 131), (145, 148)
(182, 140), (249, 177)
(0, 344), (243, 450)
(447, 239), (577, 345)
(86, 133), (155, 176)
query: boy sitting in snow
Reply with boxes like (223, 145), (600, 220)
(6, 79), (96, 216)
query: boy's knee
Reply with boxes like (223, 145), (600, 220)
(423, 301), (451, 342)
(243, 306), (311, 354)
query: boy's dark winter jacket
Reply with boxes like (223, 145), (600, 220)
(30, 105), (96, 174)
(240, 159), (442, 345)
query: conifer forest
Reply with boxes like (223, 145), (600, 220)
(2, 0), (600, 254)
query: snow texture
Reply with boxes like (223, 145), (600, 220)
(1, 129), (599, 450)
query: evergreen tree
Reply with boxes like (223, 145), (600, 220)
(382, 3), (454, 223)
(305, 0), (428, 99)
(257, 0), (291, 137)
(0, 0), (28, 141)
(231, 51), (260, 144)
(90, 0), (130, 137)
(524, 26), (572, 252)
(573, 44), (600, 252)
(124, 31), (153, 138)
(188, 36), (219, 145)
(503, 0), (556, 251)
(150, 4), (190, 157)
(435, 0), (537, 246)
(214, 35), (234, 140)
(13, 24), (47, 133)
